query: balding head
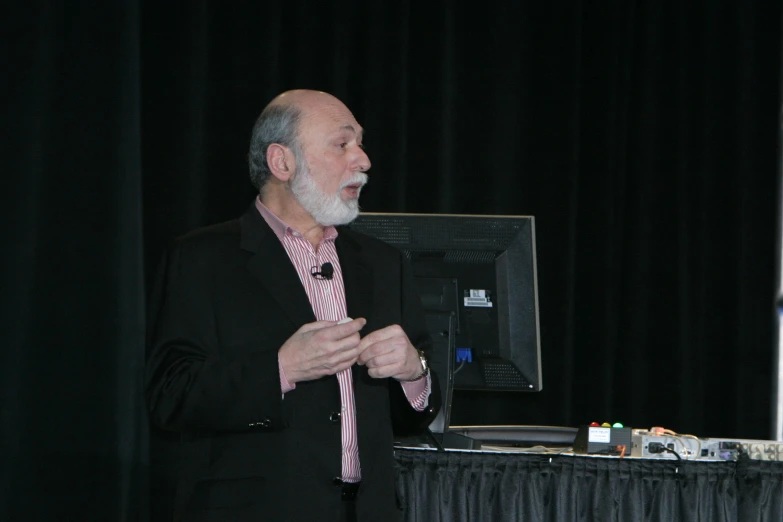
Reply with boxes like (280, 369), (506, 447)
(248, 90), (357, 194)
(266, 89), (345, 115)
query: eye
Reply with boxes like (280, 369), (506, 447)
(339, 142), (348, 149)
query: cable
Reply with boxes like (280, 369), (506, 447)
(479, 445), (572, 455)
(589, 445), (627, 458)
(677, 434), (702, 459)
(649, 441), (683, 462)
(661, 446), (683, 463)
(670, 436), (690, 459)
(652, 427), (702, 460)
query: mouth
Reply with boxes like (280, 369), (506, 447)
(342, 182), (364, 199)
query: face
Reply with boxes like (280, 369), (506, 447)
(288, 98), (372, 226)
(290, 157), (368, 226)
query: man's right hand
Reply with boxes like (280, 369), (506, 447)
(278, 318), (367, 384)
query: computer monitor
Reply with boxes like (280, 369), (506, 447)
(347, 213), (542, 394)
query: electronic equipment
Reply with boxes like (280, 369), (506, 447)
(631, 429), (783, 462)
(631, 430), (702, 460)
(348, 213), (542, 393)
(572, 425), (633, 456)
(310, 262), (334, 280)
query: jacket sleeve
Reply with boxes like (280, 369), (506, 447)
(144, 239), (286, 433)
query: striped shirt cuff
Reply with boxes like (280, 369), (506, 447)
(400, 373), (431, 410)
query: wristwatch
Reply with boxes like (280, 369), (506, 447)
(402, 349), (429, 382)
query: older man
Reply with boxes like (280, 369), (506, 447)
(145, 90), (441, 522)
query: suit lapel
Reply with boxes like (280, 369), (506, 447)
(240, 205), (316, 327)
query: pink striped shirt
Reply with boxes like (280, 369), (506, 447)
(256, 198), (430, 482)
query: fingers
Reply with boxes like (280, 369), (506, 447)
(357, 327), (409, 366)
(307, 319), (367, 374)
(357, 324), (402, 350)
(298, 320), (340, 334)
(290, 320), (416, 381)
(355, 324), (424, 380)
(356, 326), (399, 365)
(328, 332), (364, 363)
(362, 351), (402, 371)
(364, 352), (410, 379)
(310, 318), (366, 343)
(282, 319), (368, 383)
(367, 365), (396, 379)
(334, 317), (367, 337)
(324, 349), (362, 374)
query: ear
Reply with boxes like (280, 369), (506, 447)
(266, 143), (295, 182)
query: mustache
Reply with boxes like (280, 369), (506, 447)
(339, 172), (369, 191)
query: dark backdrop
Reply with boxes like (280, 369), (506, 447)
(3, 1), (781, 520)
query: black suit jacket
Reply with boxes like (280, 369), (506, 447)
(145, 204), (441, 522)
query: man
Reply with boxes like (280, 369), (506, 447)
(145, 89), (441, 522)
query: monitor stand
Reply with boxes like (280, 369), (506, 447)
(395, 429), (481, 451)
(431, 430), (481, 450)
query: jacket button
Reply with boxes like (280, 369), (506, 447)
(329, 412), (341, 423)
(261, 418), (272, 428)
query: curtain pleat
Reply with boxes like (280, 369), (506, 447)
(395, 449), (783, 522)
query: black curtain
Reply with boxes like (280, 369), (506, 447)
(3, 1), (781, 520)
(3, 2), (148, 520)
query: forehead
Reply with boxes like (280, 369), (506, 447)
(299, 100), (363, 142)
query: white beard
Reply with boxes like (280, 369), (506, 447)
(289, 162), (368, 226)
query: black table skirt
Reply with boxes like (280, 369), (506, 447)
(394, 448), (783, 522)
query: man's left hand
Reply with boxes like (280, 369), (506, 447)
(356, 325), (423, 380)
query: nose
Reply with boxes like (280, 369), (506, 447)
(353, 146), (371, 173)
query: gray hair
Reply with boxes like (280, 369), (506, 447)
(248, 103), (304, 193)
